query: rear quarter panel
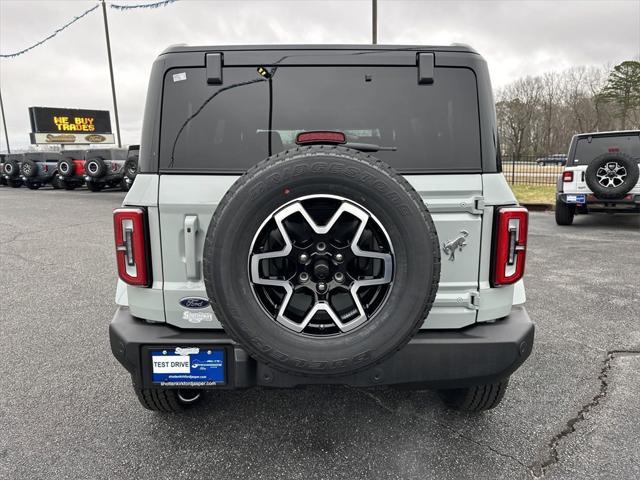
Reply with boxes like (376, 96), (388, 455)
(157, 174), (506, 330)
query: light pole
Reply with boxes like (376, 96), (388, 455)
(101, 0), (122, 147)
(372, 0), (377, 44)
(0, 86), (10, 153)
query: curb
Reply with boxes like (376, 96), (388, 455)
(521, 203), (553, 212)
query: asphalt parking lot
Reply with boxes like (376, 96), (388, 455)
(1, 187), (638, 480)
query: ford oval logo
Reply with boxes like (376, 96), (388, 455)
(179, 297), (210, 309)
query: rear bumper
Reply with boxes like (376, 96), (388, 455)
(85, 173), (124, 184)
(558, 193), (640, 212)
(58, 174), (84, 185)
(22, 174), (54, 183)
(110, 305), (535, 389)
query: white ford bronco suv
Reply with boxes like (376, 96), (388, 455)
(555, 130), (640, 225)
(109, 45), (534, 413)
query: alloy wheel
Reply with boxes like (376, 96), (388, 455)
(248, 195), (394, 336)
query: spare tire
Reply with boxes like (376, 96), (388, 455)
(85, 156), (107, 178)
(585, 153), (640, 199)
(124, 159), (138, 180)
(3, 159), (20, 178)
(203, 146), (441, 377)
(21, 159), (38, 178)
(57, 158), (75, 177)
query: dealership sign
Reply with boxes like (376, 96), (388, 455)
(28, 107), (115, 145)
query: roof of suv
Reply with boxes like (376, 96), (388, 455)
(573, 130), (640, 138)
(23, 152), (61, 160)
(160, 44), (479, 55)
(140, 41), (498, 174)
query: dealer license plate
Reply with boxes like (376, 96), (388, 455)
(150, 347), (225, 386)
(566, 194), (586, 204)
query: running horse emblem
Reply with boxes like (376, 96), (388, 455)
(442, 230), (469, 261)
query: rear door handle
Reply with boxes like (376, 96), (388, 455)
(184, 215), (199, 280)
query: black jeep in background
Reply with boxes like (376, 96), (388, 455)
(20, 152), (63, 189)
(2, 153), (24, 188)
(84, 148), (129, 191)
(0, 154), (6, 186)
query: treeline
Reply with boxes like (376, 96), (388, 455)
(496, 61), (640, 157)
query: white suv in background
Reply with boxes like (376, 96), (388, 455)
(556, 130), (640, 225)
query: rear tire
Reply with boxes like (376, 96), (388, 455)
(131, 377), (203, 412)
(7, 179), (22, 188)
(555, 199), (575, 225)
(51, 176), (62, 189)
(438, 378), (509, 412)
(26, 182), (40, 190)
(86, 182), (104, 192)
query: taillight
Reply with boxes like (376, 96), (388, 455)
(296, 131), (346, 145)
(492, 206), (528, 287)
(113, 208), (151, 287)
(562, 171), (573, 182)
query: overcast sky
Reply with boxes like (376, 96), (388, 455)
(1, 0), (639, 151)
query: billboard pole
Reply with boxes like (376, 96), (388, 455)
(101, 0), (122, 147)
(0, 87), (10, 153)
(372, 0), (377, 44)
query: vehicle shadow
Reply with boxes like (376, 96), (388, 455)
(134, 385), (524, 478)
(571, 212), (640, 231)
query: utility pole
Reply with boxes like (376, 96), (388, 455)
(0, 86), (10, 153)
(372, 0), (377, 44)
(101, 0), (122, 147)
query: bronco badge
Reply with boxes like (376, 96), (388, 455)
(442, 230), (469, 261)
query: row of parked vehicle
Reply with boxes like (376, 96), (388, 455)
(0, 145), (139, 191)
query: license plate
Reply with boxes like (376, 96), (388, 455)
(566, 194), (585, 204)
(150, 347), (225, 386)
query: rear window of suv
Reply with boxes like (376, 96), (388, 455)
(572, 133), (640, 164)
(160, 66), (481, 173)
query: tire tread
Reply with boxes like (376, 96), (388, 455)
(439, 379), (509, 412)
(132, 377), (189, 413)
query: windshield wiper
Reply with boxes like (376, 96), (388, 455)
(343, 142), (397, 152)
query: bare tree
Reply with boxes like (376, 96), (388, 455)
(496, 63), (634, 156)
(496, 76), (542, 159)
(541, 72), (560, 153)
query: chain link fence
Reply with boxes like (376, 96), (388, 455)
(502, 154), (566, 186)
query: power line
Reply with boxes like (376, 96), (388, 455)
(0, 3), (100, 58)
(0, 1), (179, 58)
(110, 0), (178, 10)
